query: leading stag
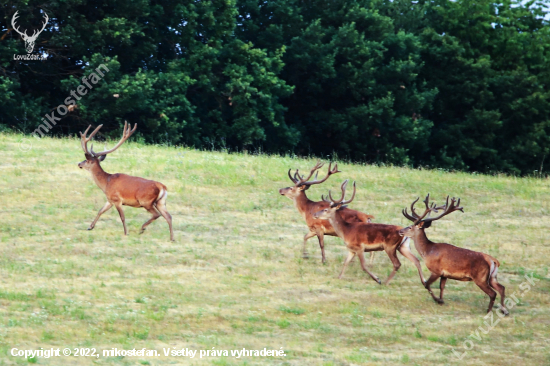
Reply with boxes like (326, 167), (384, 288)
(78, 122), (174, 241)
(400, 195), (509, 314)
(279, 162), (375, 264)
(313, 180), (426, 285)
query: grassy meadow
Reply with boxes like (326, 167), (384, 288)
(0, 132), (549, 365)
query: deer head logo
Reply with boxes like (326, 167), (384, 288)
(11, 11), (49, 54)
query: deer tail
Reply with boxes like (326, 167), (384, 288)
(155, 184), (168, 204)
(484, 254), (500, 285)
(485, 254), (500, 268)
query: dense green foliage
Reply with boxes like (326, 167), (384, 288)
(1, 0), (549, 174)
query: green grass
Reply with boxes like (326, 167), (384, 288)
(0, 132), (549, 365)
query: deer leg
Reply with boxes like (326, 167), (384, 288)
(397, 238), (426, 285)
(141, 207), (161, 233)
(439, 277), (447, 304)
(369, 251), (375, 266)
(114, 203), (128, 236)
(382, 247), (401, 285)
(155, 199), (174, 241)
(315, 230), (327, 264)
(424, 273), (443, 303)
(302, 231), (317, 259)
(88, 201), (113, 230)
(357, 250), (382, 284)
(338, 251), (355, 279)
(475, 279), (498, 314)
(489, 273), (509, 316)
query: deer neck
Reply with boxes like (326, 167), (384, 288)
(293, 192), (314, 219)
(410, 230), (432, 258)
(90, 163), (111, 193)
(327, 210), (348, 239)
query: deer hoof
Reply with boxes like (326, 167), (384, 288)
(87, 227), (93, 231)
(437, 299), (445, 305)
(302, 253), (309, 259)
(376, 278), (382, 285)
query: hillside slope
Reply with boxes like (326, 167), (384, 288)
(0, 133), (549, 365)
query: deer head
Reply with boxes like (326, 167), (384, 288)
(12, 11), (49, 53)
(313, 179), (357, 220)
(399, 194), (463, 237)
(279, 161), (341, 199)
(78, 121), (137, 171)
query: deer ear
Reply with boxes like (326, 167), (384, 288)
(99, 155), (106, 162)
(418, 221), (432, 229)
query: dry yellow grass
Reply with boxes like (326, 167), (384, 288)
(0, 133), (549, 365)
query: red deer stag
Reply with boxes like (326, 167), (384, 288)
(400, 195), (508, 314)
(78, 122), (174, 241)
(313, 180), (426, 285)
(279, 162), (375, 264)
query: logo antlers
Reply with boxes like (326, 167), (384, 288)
(11, 11), (49, 53)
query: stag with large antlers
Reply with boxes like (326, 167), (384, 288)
(12, 11), (49, 53)
(313, 180), (426, 285)
(78, 122), (174, 241)
(279, 162), (375, 264)
(400, 195), (508, 314)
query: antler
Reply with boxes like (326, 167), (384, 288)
(31, 12), (49, 39)
(289, 160), (323, 186)
(11, 11), (48, 39)
(402, 194), (463, 225)
(323, 179), (357, 207)
(422, 196), (463, 224)
(403, 194), (439, 224)
(288, 161), (341, 187)
(91, 121), (137, 157)
(79, 121), (137, 157)
(301, 162), (340, 187)
(79, 124), (103, 155)
(11, 11), (26, 38)
(402, 197), (419, 222)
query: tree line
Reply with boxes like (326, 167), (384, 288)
(1, 0), (549, 175)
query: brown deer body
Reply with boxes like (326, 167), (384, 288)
(78, 122), (174, 241)
(279, 162), (374, 264)
(313, 181), (426, 286)
(400, 195), (508, 314)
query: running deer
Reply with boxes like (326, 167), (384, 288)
(279, 161), (375, 264)
(400, 195), (508, 314)
(313, 180), (425, 285)
(78, 122), (174, 241)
